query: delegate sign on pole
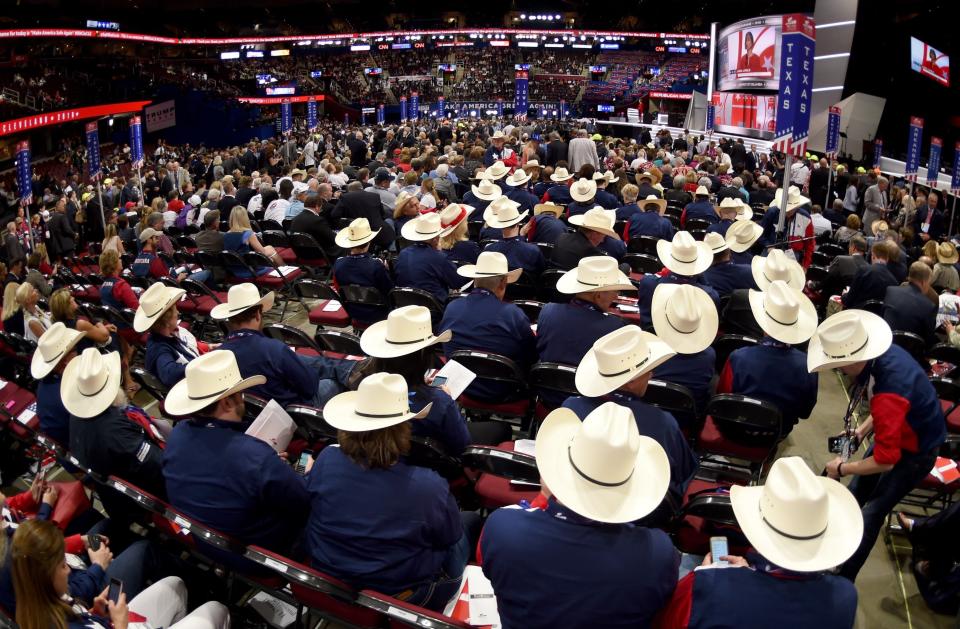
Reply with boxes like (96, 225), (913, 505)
(873, 139), (883, 168)
(927, 137), (942, 188)
(15, 140), (33, 206)
(905, 116), (924, 182)
(129, 116), (144, 169)
(85, 121), (101, 182)
(825, 106), (841, 158)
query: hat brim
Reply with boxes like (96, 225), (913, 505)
(438, 206), (476, 238)
(482, 201), (521, 225)
(727, 222), (764, 253)
(651, 284), (719, 354)
(61, 352), (123, 419)
(504, 175), (532, 187)
(360, 321), (452, 359)
(570, 187), (597, 203)
(748, 288), (818, 345)
(938, 253), (960, 265)
(31, 328), (85, 380)
(324, 390), (431, 432)
(534, 204), (563, 216)
(731, 478), (863, 572)
(401, 220), (444, 242)
(736, 207), (754, 221)
(641, 199), (667, 213)
(807, 310), (892, 372)
(133, 288), (186, 333)
(164, 374), (267, 417)
(486, 168), (508, 181)
(574, 332), (676, 398)
(457, 264), (523, 284)
(751, 255), (806, 290)
(471, 185), (503, 201)
(656, 240), (713, 276)
(556, 267), (636, 295)
(568, 214), (620, 240)
(550, 173), (573, 182)
(335, 227), (381, 249)
(535, 408), (671, 524)
(210, 291), (276, 320)
(485, 210), (529, 230)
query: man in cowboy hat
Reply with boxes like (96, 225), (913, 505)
(502, 167), (538, 212)
(658, 457), (861, 628)
(480, 402), (678, 628)
(592, 171), (620, 209)
(627, 194), (674, 242)
(138, 283), (204, 388)
(439, 252), (536, 401)
(395, 212), (463, 305)
(759, 185), (815, 268)
(637, 231), (720, 329)
(332, 218), (393, 327)
(216, 284), (358, 407)
(702, 232), (757, 297)
(841, 241), (898, 310)
(484, 132), (516, 167)
(567, 178), (599, 217)
(479, 195), (520, 242)
(882, 261), (937, 346)
(681, 185), (718, 227)
(565, 326), (697, 520)
(162, 350), (310, 571)
(32, 322), (85, 445)
(486, 204), (546, 276)
(810, 311), (946, 581)
(718, 280), (819, 435)
(541, 165), (576, 205)
(551, 207), (624, 271)
(330, 184), (396, 250)
(525, 202), (566, 245)
(635, 170), (662, 200)
(706, 197), (743, 237)
(463, 174), (504, 217)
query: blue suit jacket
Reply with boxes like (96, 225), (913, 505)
(395, 243), (462, 304)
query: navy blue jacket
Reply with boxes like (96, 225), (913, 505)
(595, 189), (620, 209)
(145, 332), (199, 388)
(480, 500), (679, 629)
(841, 263), (898, 309)
(568, 201), (596, 217)
(529, 214), (566, 245)
(486, 236), (546, 276)
(444, 240), (481, 265)
(653, 349), (717, 420)
(37, 374), (70, 445)
(684, 200), (719, 225)
(333, 253), (394, 324)
(628, 211), (675, 241)
(462, 191), (496, 218)
(883, 283), (937, 346)
(615, 202), (641, 222)
(702, 261), (757, 297)
(544, 184), (573, 205)
(705, 218), (735, 236)
(219, 329), (320, 407)
(395, 243), (462, 303)
(598, 236), (627, 261)
(409, 386), (471, 455)
(504, 187), (539, 212)
(637, 274), (720, 329)
(307, 446), (462, 593)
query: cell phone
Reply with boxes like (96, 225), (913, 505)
(710, 536), (729, 567)
(88, 534), (102, 552)
(295, 449), (313, 475)
(107, 578), (123, 605)
(430, 376), (448, 388)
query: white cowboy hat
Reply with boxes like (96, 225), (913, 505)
(748, 281), (818, 345)
(471, 178), (503, 201)
(570, 178), (598, 203)
(534, 202), (563, 216)
(716, 197), (744, 214)
(164, 350), (266, 417)
(752, 249), (805, 290)
(484, 202), (528, 229)
(360, 305), (452, 359)
(694, 185), (710, 197)
(535, 401), (671, 524)
(568, 208), (620, 239)
(731, 456), (863, 572)
(575, 326), (676, 398)
(210, 283), (275, 320)
(550, 167), (574, 182)
(457, 251), (522, 283)
(335, 217), (381, 249)
(437, 204), (475, 237)
(491, 130), (506, 140)
(134, 283), (186, 333)
(61, 348), (123, 419)
(394, 191), (418, 212)
(504, 169), (531, 187)
(772, 185), (811, 211)
(485, 161), (509, 181)
(482, 195), (522, 225)
(401, 212), (445, 241)
(639, 194), (667, 214)
(603, 170), (620, 183)
(556, 256), (636, 294)
(324, 372), (431, 432)
(524, 160), (542, 169)
(807, 310), (893, 372)
(726, 218), (763, 253)
(31, 322), (85, 380)
(656, 231), (713, 276)
(703, 231), (728, 254)
(735, 204), (754, 221)
(651, 284), (719, 354)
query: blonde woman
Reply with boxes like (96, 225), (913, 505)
(439, 206), (479, 265)
(419, 177), (438, 210)
(392, 192), (421, 234)
(223, 206), (280, 276)
(1, 281), (24, 336)
(16, 282), (51, 343)
(101, 223), (124, 255)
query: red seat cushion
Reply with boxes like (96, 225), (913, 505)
(254, 268), (304, 289)
(941, 399), (960, 434)
(473, 441), (542, 509)
(309, 300), (351, 327)
(697, 415), (771, 461)
(276, 247), (296, 264)
(459, 395), (529, 417)
(187, 293), (226, 316)
(295, 347), (321, 357)
(72, 286), (101, 303)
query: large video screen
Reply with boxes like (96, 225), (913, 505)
(911, 36), (950, 87)
(716, 15), (781, 91)
(712, 92), (778, 140)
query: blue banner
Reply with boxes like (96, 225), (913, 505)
(514, 71), (529, 120)
(281, 99), (292, 135)
(952, 142), (960, 194)
(85, 121), (101, 182)
(15, 140), (32, 206)
(705, 104), (715, 134)
(129, 116), (144, 169)
(307, 97), (318, 132)
(927, 137), (942, 188)
(905, 116), (924, 181)
(437, 96), (444, 118)
(377, 103), (385, 125)
(409, 92), (419, 121)
(497, 98), (504, 117)
(825, 106), (841, 157)
(773, 14), (816, 155)
(400, 96), (407, 122)
(873, 139), (883, 168)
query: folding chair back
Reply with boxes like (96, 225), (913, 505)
(461, 445), (539, 484)
(389, 287), (445, 320)
(357, 590), (470, 629)
(315, 329), (364, 356)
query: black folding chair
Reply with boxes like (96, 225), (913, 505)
(314, 329), (364, 356)
(623, 253), (662, 275)
(389, 287), (445, 322)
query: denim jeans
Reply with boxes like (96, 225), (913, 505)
(187, 269), (211, 284)
(839, 445), (939, 581)
(299, 355), (359, 407)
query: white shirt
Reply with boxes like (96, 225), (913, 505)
(264, 199), (290, 224)
(328, 172), (349, 188)
(303, 141), (317, 167)
(811, 213), (833, 236)
(790, 163), (810, 186)
(162, 210), (179, 228)
(247, 194), (264, 215)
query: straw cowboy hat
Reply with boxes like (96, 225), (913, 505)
(772, 185), (811, 211)
(504, 169), (532, 187)
(134, 283), (186, 333)
(164, 350), (266, 417)
(485, 160), (510, 181)
(535, 401), (671, 523)
(807, 310), (892, 372)
(534, 202), (563, 216)
(61, 348), (123, 419)
(210, 283), (275, 320)
(335, 217), (381, 249)
(639, 194), (667, 214)
(483, 195), (522, 225)
(726, 218), (763, 253)
(717, 196), (749, 218)
(656, 231), (713, 276)
(491, 130), (506, 140)
(694, 185), (710, 197)
(651, 284), (719, 354)
(731, 456), (863, 572)
(401, 212), (445, 241)
(735, 203), (754, 222)
(524, 159), (542, 169)
(570, 178), (598, 203)
(360, 305), (452, 359)
(870, 220), (889, 237)
(394, 191), (418, 212)
(575, 325), (676, 398)
(457, 251), (522, 283)
(324, 372), (432, 432)
(602, 170), (620, 183)
(568, 208), (620, 239)
(937, 242), (959, 265)
(556, 256), (636, 295)
(703, 232), (729, 254)
(437, 204), (475, 237)
(550, 167), (574, 182)
(637, 171), (656, 184)
(748, 280), (818, 345)
(471, 178), (504, 201)
(484, 202), (528, 229)
(752, 249), (805, 290)
(31, 322), (84, 380)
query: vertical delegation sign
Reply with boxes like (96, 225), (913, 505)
(344, 112), (349, 127)
(15, 140), (32, 206)
(772, 14), (815, 155)
(873, 139), (883, 168)
(927, 137), (942, 188)
(307, 97), (318, 132)
(85, 121), (101, 182)
(409, 92), (419, 122)
(905, 116), (924, 182)
(400, 96), (407, 122)
(497, 98), (504, 117)
(951, 142), (960, 195)
(437, 95), (445, 118)
(825, 106), (841, 158)
(514, 70), (529, 120)
(705, 97), (715, 135)
(280, 99), (292, 135)
(559, 99), (566, 119)
(129, 116), (144, 169)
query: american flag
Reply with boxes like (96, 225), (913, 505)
(771, 133), (792, 154)
(515, 112), (527, 121)
(790, 136), (807, 158)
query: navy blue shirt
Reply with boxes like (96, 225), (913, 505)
(703, 261), (757, 297)
(653, 349), (717, 420)
(409, 386), (471, 455)
(568, 201), (595, 217)
(37, 374), (71, 445)
(480, 500), (679, 629)
(333, 253), (394, 324)
(684, 200), (719, 225)
(461, 192), (495, 217)
(479, 225), (504, 241)
(595, 189), (620, 209)
(444, 240), (481, 265)
(637, 274), (720, 329)
(486, 236), (546, 276)
(615, 202), (641, 222)
(629, 211), (675, 241)
(529, 214), (566, 245)
(504, 187), (539, 212)
(307, 446), (463, 593)
(219, 329), (320, 407)
(544, 184), (572, 205)
(705, 218), (735, 237)
(145, 332), (199, 388)
(395, 243), (462, 304)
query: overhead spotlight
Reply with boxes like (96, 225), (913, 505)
(520, 13), (526, 18)
(108, 116), (114, 127)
